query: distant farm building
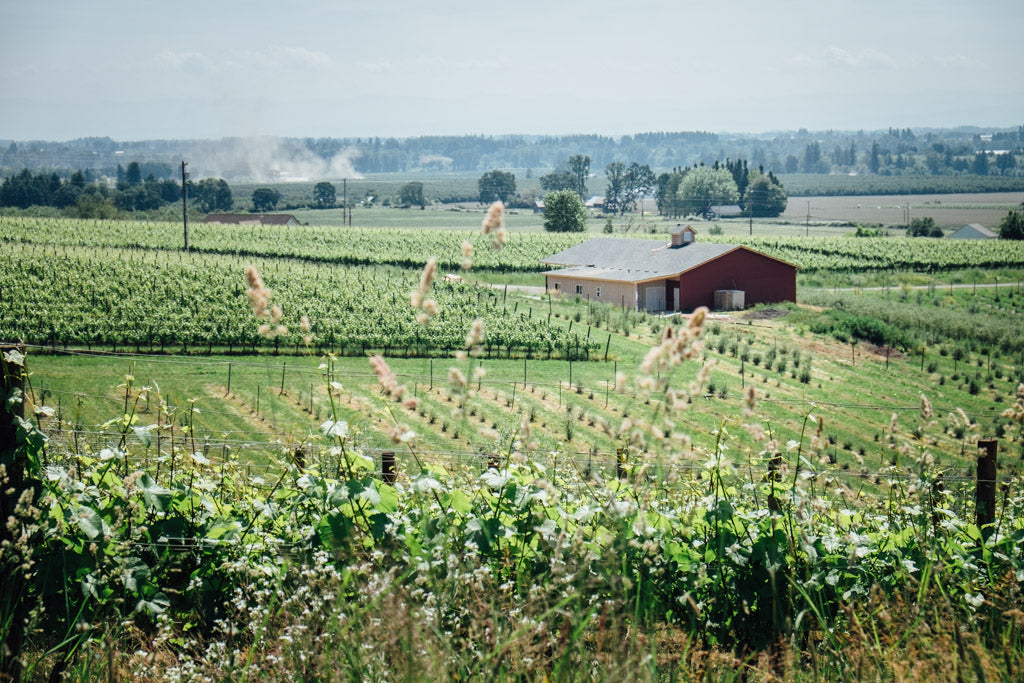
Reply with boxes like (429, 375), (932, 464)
(205, 213), (301, 227)
(542, 225), (797, 313)
(946, 223), (997, 240)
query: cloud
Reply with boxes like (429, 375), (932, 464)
(787, 46), (895, 70)
(156, 50), (211, 75)
(358, 60), (395, 73)
(240, 46), (334, 70)
(933, 53), (980, 67)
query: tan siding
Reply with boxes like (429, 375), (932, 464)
(546, 276), (637, 309)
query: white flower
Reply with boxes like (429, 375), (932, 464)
(413, 476), (441, 493)
(725, 542), (748, 566)
(481, 469), (510, 489)
(534, 519), (558, 541)
(320, 420), (349, 438)
(964, 592), (985, 608)
(901, 559), (918, 573)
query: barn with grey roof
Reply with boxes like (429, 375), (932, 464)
(542, 226), (797, 312)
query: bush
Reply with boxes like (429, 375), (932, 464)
(542, 190), (587, 232)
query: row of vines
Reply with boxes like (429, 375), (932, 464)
(4, 216), (1024, 273)
(0, 243), (596, 358)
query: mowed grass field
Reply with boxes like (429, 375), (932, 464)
(780, 191), (1024, 229)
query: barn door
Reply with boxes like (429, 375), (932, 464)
(644, 287), (665, 312)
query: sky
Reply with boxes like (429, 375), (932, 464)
(1, 0), (1022, 141)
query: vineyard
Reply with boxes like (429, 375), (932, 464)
(3, 211), (1024, 679)
(0, 243), (595, 359)
(5, 217), (1024, 276)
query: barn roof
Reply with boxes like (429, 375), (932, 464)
(205, 213), (298, 225)
(946, 223), (997, 239)
(542, 237), (795, 283)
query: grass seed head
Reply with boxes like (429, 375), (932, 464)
(482, 201), (504, 234)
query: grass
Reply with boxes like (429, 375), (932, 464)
(26, 280), (1024, 494)
(6, 201), (1024, 679)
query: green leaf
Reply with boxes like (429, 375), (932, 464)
(443, 489), (472, 515)
(77, 506), (105, 540)
(138, 473), (172, 511)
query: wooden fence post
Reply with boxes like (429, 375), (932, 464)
(381, 451), (397, 484)
(976, 439), (997, 538)
(767, 452), (782, 512)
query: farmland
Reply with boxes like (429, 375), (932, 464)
(2, 210), (1024, 679)
(780, 191), (1024, 229)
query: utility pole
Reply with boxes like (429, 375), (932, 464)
(343, 178), (349, 226)
(181, 161), (189, 251)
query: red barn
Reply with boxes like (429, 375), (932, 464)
(542, 226), (797, 313)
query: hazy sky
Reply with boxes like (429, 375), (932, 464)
(2, 0), (1021, 141)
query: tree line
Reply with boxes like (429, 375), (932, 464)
(4, 127), (1021, 179)
(477, 156), (788, 232)
(0, 162), (234, 218)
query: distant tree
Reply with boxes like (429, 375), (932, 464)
(743, 172), (787, 217)
(675, 167), (739, 218)
(153, 178), (183, 204)
(622, 162), (656, 214)
(52, 183), (82, 209)
(656, 171), (685, 218)
(539, 170), (575, 194)
(399, 181), (425, 208)
(603, 162), (627, 214)
(868, 142), (881, 173)
(195, 178), (233, 212)
(995, 152), (1017, 173)
(801, 142), (829, 173)
(114, 185), (162, 211)
(313, 181), (337, 208)
(784, 155), (799, 173)
(999, 210), (1024, 240)
(477, 170), (516, 204)
(75, 193), (117, 219)
(567, 154), (590, 198)
(542, 190), (587, 232)
(252, 187), (281, 212)
(972, 152), (990, 175)
(908, 216), (938, 237)
(69, 170), (86, 188)
(125, 161), (142, 187)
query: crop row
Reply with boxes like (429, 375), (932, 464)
(0, 243), (596, 358)
(3, 217), (1024, 274)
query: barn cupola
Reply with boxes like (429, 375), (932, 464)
(670, 224), (697, 247)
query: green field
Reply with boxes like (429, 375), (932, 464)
(3, 212), (1023, 680)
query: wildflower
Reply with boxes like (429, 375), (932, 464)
(482, 201), (506, 249)
(448, 367), (467, 392)
(743, 384), (756, 417)
(465, 318), (485, 349)
(369, 355), (406, 401)
(920, 393), (933, 420)
(245, 265), (271, 318)
(410, 258), (440, 323)
(614, 372), (627, 392)
(482, 201), (503, 234)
